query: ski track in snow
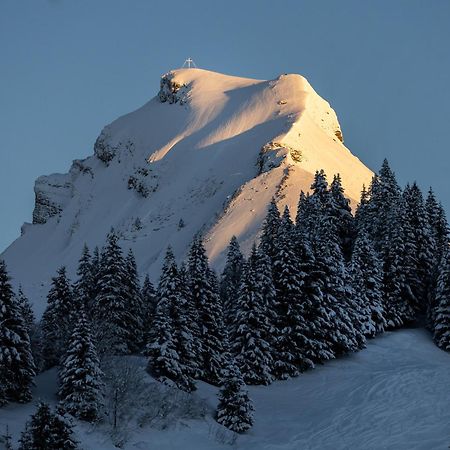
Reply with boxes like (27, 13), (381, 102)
(1, 329), (449, 449)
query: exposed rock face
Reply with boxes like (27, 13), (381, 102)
(32, 174), (72, 224)
(94, 129), (117, 164)
(158, 72), (189, 104)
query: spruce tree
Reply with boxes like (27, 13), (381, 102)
(58, 310), (104, 422)
(16, 286), (35, 336)
(141, 274), (157, 345)
(349, 231), (386, 337)
(0, 260), (35, 406)
(94, 231), (133, 355)
(187, 237), (226, 385)
(259, 199), (281, 263)
(216, 358), (254, 433)
(124, 249), (144, 351)
(313, 217), (365, 356)
(74, 244), (94, 311)
(272, 207), (315, 378)
(370, 159), (402, 253)
(231, 252), (273, 385)
(403, 183), (435, 313)
(383, 199), (416, 327)
(329, 173), (355, 260)
(18, 402), (78, 450)
(433, 248), (450, 351)
(220, 236), (244, 325)
(41, 266), (74, 368)
(147, 248), (195, 391)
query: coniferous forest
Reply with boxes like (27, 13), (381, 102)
(1, 160), (450, 445)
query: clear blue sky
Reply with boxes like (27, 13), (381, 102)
(1, 0), (450, 252)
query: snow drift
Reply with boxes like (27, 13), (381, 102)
(2, 68), (372, 315)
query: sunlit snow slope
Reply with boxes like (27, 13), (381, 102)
(2, 68), (372, 315)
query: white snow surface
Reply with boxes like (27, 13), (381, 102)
(1, 68), (372, 315)
(1, 329), (449, 449)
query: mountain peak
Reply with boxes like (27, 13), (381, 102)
(2, 68), (372, 314)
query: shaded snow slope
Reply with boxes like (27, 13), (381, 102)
(1, 329), (449, 449)
(2, 68), (372, 315)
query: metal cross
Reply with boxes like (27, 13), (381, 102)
(182, 57), (197, 69)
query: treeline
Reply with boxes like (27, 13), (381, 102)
(1, 159), (450, 439)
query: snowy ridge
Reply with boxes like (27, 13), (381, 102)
(2, 68), (372, 315)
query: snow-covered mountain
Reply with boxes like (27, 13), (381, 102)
(2, 68), (372, 315)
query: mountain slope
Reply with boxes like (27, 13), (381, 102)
(2, 68), (372, 315)
(1, 329), (449, 449)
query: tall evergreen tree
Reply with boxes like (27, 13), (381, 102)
(94, 231), (133, 355)
(231, 252), (273, 385)
(141, 274), (157, 345)
(366, 160), (402, 261)
(16, 286), (35, 336)
(216, 358), (254, 433)
(41, 267), (74, 368)
(74, 244), (94, 311)
(259, 199), (281, 264)
(18, 403), (78, 450)
(383, 199), (416, 327)
(124, 249), (144, 351)
(329, 173), (355, 260)
(349, 231), (386, 337)
(147, 248), (196, 392)
(187, 237), (226, 385)
(313, 217), (365, 356)
(220, 236), (244, 325)
(272, 207), (315, 378)
(58, 310), (104, 422)
(0, 260), (35, 406)
(403, 183), (435, 313)
(433, 248), (450, 351)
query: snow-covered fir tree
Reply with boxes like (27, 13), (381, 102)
(433, 248), (450, 351)
(141, 274), (157, 344)
(187, 237), (227, 385)
(367, 159), (402, 254)
(271, 207), (315, 378)
(313, 216), (365, 356)
(383, 199), (416, 327)
(349, 230), (386, 337)
(93, 230), (134, 355)
(293, 226), (335, 363)
(0, 260), (35, 406)
(231, 249), (273, 385)
(216, 358), (254, 433)
(58, 310), (104, 422)
(403, 182), (435, 313)
(259, 199), (281, 264)
(147, 247), (196, 392)
(329, 173), (355, 260)
(41, 266), (74, 368)
(18, 402), (78, 450)
(124, 249), (145, 351)
(16, 286), (35, 336)
(74, 244), (94, 311)
(220, 236), (244, 325)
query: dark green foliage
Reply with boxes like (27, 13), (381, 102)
(433, 248), (450, 351)
(58, 311), (104, 422)
(0, 260), (35, 406)
(220, 236), (244, 325)
(18, 403), (78, 450)
(216, 359), (254, 433)
(187, 237), (227, 385)
(41, 266), (74, 369)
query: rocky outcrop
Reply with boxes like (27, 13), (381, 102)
(158, 72), (189, 104)
(94, 129), (118, 164)
(32, 174), (73, 224)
